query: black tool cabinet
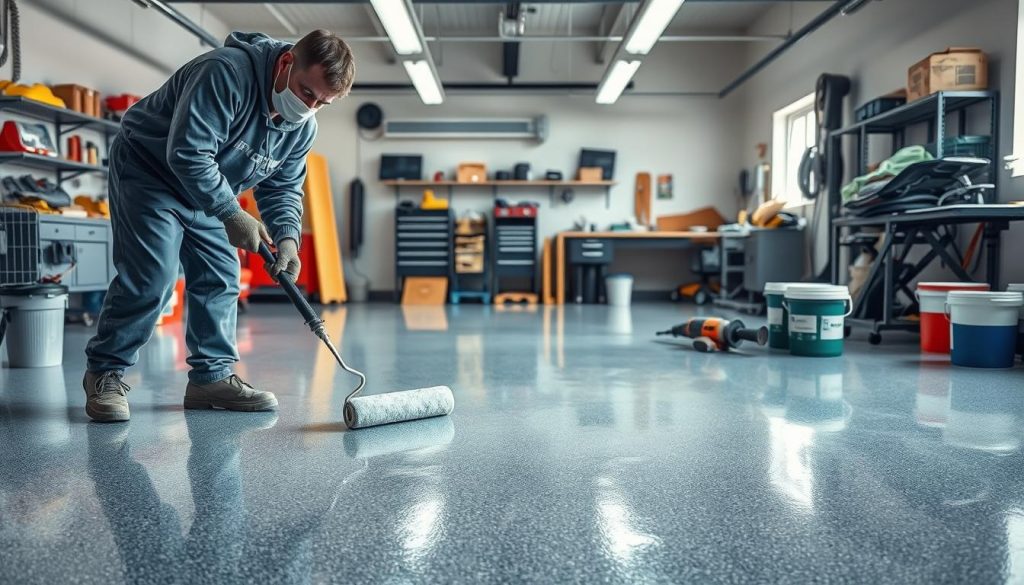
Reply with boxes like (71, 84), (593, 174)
(394, 207), (453, 301)
(492, 211), (537, 295)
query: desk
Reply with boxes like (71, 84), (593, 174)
(832, 204), (1024, 343)
(554, 231), (721, 304)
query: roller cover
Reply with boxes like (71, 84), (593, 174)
(343, 416), (455, 458)
(344, 386), (455, 429)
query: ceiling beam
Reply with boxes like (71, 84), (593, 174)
(594, 3), (627, 64)
(595, 0), (686, 104)
(363, 4), (398, 64)
(368, 0), (445, 104)
(263, 3), (298, 35)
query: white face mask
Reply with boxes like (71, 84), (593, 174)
(272, 58), (316, 124)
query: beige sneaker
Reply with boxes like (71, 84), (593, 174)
(83, 371), (131, 423)
(183, 374), (278, 412)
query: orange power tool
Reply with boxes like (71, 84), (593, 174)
(656, 317), (768, 353)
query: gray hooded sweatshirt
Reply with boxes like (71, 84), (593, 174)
(117, 32), (316, 245)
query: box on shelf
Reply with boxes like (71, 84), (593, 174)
(907, 47), (988, 102)
(578, 167), (603, 182)
(455, 254), (485, 274)
(457, 162), (487, 183)
(51, 84), (102, 117)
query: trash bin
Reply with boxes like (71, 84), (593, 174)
(0, 283), (69, 368)
(605, 274), (634, 307)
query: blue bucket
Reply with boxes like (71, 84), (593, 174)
(946, 291), (1023, 369)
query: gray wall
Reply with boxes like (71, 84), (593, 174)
(728, 0), (1020, 283)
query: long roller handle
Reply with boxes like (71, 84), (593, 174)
(258, 242), (323, 332)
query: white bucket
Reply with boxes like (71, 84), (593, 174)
(605, 274), (634, 307)
(1, 284), (69, 368)
(946, 291), (1023, 369)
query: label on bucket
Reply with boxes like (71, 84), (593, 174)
(768, 307), (783, 326)
(790, 314), (817, 335)
(821, 316), (845, 340)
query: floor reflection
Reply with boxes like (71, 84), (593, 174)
(945, 371), (1024, 454)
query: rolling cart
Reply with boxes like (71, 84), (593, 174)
(492, 204), (538, 304)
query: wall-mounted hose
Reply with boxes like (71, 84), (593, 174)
(0, 0), (21, 82)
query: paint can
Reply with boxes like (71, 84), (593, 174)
(946, 291), (1023, 369)
(783, 284), (852, 357)
(1007, 284), (1024, 356)
(915, 282), (990, 354)
(764, 282), (792, 349)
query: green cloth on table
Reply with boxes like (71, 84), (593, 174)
(841, 146), (934, 203)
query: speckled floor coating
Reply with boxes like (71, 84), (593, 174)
(2, 303), (1024, 584)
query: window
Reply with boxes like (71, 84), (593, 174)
(1011, 0), (1024, 177)
(771, 93), (817, 207)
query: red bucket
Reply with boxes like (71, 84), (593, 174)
(916, 282), (990, 353)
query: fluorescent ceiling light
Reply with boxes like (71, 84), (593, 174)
(404, 60), (445, 105)
(624, 0), (685, 55)
(369, 0), (423, 55)
(596, 60), (640, 105)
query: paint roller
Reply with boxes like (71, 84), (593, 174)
(258, 243), (454, 429)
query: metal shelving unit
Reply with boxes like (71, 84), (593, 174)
(0, 96), (116, 184)
(828, 90), (1001, 342)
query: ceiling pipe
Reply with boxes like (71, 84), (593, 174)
(717, 0), (849, 98)
(332, 33), (785, 43)
(130, 0), (220, 47)
(167, 0), (831, 4)
(352, 81), (627, 92)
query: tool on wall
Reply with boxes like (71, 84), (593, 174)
(657, 317), (768, 353)
(799, 73), (850, 280)
(634, 172), (651, 228)
(0, 0), (20, 82)
(259, 242), (455, 429)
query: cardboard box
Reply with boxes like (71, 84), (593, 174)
(577, 167), (603, 182)
(457, 162), (487, 183)
(907, 47), (988, 102)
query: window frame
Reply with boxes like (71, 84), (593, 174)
(771, 92), (818, 208)
(1010, 0), (1024, 178)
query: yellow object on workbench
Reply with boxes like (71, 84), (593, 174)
(420, 189), (449, 210)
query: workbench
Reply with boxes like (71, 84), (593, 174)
(831, 204), (1024, 344)
(553, 231), (720, 304)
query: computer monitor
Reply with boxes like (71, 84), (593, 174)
(578, 149), (616, 180)
(379, 154), (423, 181)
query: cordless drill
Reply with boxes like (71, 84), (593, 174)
(656, 317), (768, 353)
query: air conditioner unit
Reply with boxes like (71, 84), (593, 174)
(384, 116), (548, 143)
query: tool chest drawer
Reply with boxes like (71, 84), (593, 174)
(568, 239), (613, 264)
(395, 208), (453, 276)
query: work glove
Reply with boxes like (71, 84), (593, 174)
(223, 209), (271, 253)
(266, 238), (301, 281)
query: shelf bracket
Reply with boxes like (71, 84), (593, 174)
(57, 122), (90, 137)
(58, 170), (89, 183)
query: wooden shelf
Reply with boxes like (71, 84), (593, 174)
(382, 179), (616, 187)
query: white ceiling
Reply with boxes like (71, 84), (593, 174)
(200, 1), (789, 39)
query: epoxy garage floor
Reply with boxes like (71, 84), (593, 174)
(2, 304), (1024, 584)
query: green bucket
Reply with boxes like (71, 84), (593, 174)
(784, 284), (852, 357)
(764, 282), (792, 349)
